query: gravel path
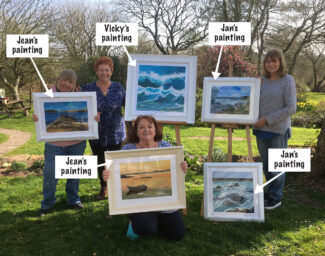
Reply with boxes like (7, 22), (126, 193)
(0, 127), (31, 156)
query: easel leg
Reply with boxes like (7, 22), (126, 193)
(227, 128), (232, 162)
(246, 125), (253, 162)
(208, 124), (216, 162)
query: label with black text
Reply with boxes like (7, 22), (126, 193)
(55, 156), (98, 179)
(6, 34), (48, 58)
(209, 22), (251, 45)
(96, 23), (138, 46)
(268, 148), (310, 172)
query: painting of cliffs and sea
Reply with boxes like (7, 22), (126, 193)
(212, 171), (254, 213)
(119, 159), (172, 200)
(210, 86), (250, 114)
(44, 101), (88, 133)
(136, 65), (186, 112)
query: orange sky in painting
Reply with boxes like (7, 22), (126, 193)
(120, 160), (171, 174)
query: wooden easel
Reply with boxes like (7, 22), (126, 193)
(159, 122), (187, 216)
(200, 62), (254, 217)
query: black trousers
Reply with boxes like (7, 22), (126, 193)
(127, 210), (185, 241)
(89, 141), (122, 187)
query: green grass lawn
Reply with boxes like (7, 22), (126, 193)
(305, 92), (325, 102)
(0, 113), (320, 157)
(0, 132), (9, 144)
(0, 173), (324, 255)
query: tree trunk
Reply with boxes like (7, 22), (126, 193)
(311, 118), (325, 178)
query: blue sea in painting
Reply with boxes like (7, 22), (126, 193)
(211, 86), (250, 114)
(136, 65), (186, 112)
(44, 101), (88, 125)
(212, 171), (254, 213)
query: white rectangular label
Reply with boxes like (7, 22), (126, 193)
(209, 22), (251, 45)
(6, 34), (49, 58)
(55, 156), (98, 179)
(268, 148), (311, 172)
(96, 23), (138, 46)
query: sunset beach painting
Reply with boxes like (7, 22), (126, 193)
(119, 159), (172, 200)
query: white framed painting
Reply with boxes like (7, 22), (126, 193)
(105, 146), (186, 215)
(204, 162), (264, 222)
(125, 54), (197, 123)
(33, 92), (98, 142)
(201, 77), (260, 124)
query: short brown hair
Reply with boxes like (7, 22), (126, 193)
(55, 69), (78, 92)
(94, 56), (114, 72)
(128, 115), (163, 143)
(262, 49), (287, 78)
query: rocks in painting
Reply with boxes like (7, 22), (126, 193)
(214, 185), (223, 190)
(46, 115), (88, 132)
(126, 184), (148, 195)
(228, 182), (240, 187)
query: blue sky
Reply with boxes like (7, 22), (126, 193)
(212, 171), (253, 179)
(139, 65), (185, 75)
(44, 101), (87, 111)
(213, 86), (250, 98)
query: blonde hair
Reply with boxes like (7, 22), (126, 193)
(55, 69), (78, 92)
(262, 49), (287, 78)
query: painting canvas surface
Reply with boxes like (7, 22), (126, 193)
(44, 101), (88, 133)
(210, 86), (250, 114)
(136, 64), (186, 112)
(212, 171), (254, 213)
(120, 159), (172, 200)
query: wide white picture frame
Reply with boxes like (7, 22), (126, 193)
(125, 54), (197, 123)
(204, 162), (264, 222)
(105, 146), (186, 215)
(33, 92), (98, 142)
(201, 77), (260, 124)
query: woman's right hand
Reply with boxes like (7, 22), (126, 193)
(32, 114), (39, 122)
(103, 169), (110, 181)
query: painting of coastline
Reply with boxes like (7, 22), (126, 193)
(212, 171), (254, 213)
(210, 86), (250, 114)
(120, 159), (172, 200)
(136, 65), (186, 112)
(44, 101), (88, 133)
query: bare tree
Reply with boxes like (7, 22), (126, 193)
(117, 0), (218, 54)
(0, 0), (56, 100)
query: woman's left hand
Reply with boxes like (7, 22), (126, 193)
(94, 112), (101, 122)
(181, 161), (188, 174)
(254, 117), (267, 128)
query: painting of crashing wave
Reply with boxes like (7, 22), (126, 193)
(44, 101), (88, 133)
(136, 65), (186, 112)
(212, 171), (254, 213)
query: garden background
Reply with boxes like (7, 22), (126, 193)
(0, 0), (325, 255)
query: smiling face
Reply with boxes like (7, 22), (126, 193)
(96, 64), (112, 83)
(137, 118), (156, 143)
(265, 57), (280, 76)
(59, 79), (75, 92)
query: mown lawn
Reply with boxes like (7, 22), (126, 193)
(0, 132), (9, 144)
(0, 172), (324, 256)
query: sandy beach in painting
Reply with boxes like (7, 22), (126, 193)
(120, 160), (172, 200)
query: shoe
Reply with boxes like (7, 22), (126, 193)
(39, 209), (50, 217)
(126, 222), (139, 240)
(264, 199), (281, 210)
(69, 203), (84, 210)
(96, 186), (107, 201)
(264, 193), (270, 204)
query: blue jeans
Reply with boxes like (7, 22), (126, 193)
(256, 132), (289, 201)
(41, 141), (86, 210)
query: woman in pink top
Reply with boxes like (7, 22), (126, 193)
(33, 69), (99, 217)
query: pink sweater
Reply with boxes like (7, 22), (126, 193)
(47, 86), (83, 147)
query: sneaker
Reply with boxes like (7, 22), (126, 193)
(264, 193), (270, 204)
(39, 209), (50, 217)
(69, 203), (84, 210)
(126, 222), (139, 240)
(264, 199), (281, 210)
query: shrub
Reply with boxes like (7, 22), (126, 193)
(9, 161), (28, 172)
(203, 147), (227, 163)
(296, 81), (311, 93)
(297, 100), (317, 112)
(292, 112), (324, 128)
(28, 160), (44, 172)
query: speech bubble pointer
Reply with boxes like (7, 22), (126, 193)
(212, 71), (221, 80)
(254, 184), (263, 194)
(44, 88), (53, 98)
(128, 59), (136, 66)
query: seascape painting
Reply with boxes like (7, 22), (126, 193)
(212, 171), (254, 213)
(120, 159), (172, 200)
(44, 101), (88, 133)
(136, 65), (186, 112)
(210, 86), (250, 114)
